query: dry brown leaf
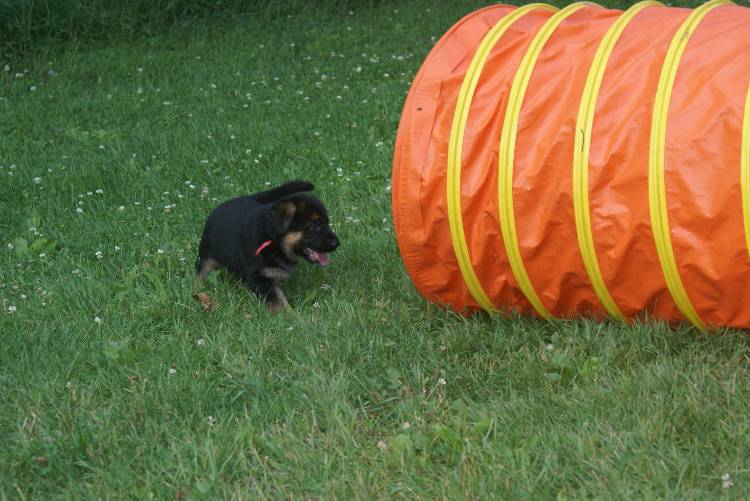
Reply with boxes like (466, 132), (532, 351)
(193, 292), (217, 312)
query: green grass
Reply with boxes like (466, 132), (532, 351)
(3, 0), (750, 498)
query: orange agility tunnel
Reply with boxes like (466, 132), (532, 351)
(391, 1), (750, 329)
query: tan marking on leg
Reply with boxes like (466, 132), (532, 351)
(261, 267), (291, 281)
(194, 258), (221, 298)
(268, 284), (289, 314)
(196, 257), (220, 279)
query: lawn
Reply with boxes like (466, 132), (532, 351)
(2, 0), (750, 498)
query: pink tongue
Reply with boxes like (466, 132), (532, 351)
(312, 250), (329, 266)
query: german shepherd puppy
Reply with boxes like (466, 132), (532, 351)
(195, 181), (339, 312)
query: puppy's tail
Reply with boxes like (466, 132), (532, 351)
(251, 180), (314, 204)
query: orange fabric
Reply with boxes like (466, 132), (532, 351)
(588, 5), (688, 323)
(461, 8), (555, 314)
(392, 5), (514, 311)
(665, 4), (750, 327)
(392, 2), (750, 327)
(512, 4), (620, 318)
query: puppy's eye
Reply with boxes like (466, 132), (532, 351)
(307, 220), (321, 230)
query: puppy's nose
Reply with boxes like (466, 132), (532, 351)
(327, 236), (340, 250)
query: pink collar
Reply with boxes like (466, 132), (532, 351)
(254, 240), (273, 256)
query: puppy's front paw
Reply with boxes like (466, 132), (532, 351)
(268, 301), (289, 315)
(268, 285), (290, 315)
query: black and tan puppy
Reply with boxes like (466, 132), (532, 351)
(195, 181), (339, 312)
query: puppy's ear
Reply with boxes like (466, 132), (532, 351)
(269, 196), (306, 233)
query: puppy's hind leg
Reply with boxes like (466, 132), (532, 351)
(195, 256), (220, 280)
(193, 256), (221, 311)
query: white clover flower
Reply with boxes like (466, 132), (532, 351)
(95, 189), (103, 194)
(33, 176), (41, 183)
(157, 249), (164, 255)
(95, 251), (103, 259)
(118, 206), (125, 211)
(722, 473), (734, 488)
(197, 338), (205, 346)
(94, 316), (102, 324)
(168, 368), (176, 375)
(8, 305), (17, 313)
(376, 441), (387, 451)
(208, 415), (215, 425)
(437, 378), (447, 386)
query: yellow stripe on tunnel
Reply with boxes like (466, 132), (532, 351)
(498, 2), (589, 319)
(447, 3), (558, 313)
(649, 0), (732, 330)
(573, 1), (663, 323)
(741, 81), (750, 260)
